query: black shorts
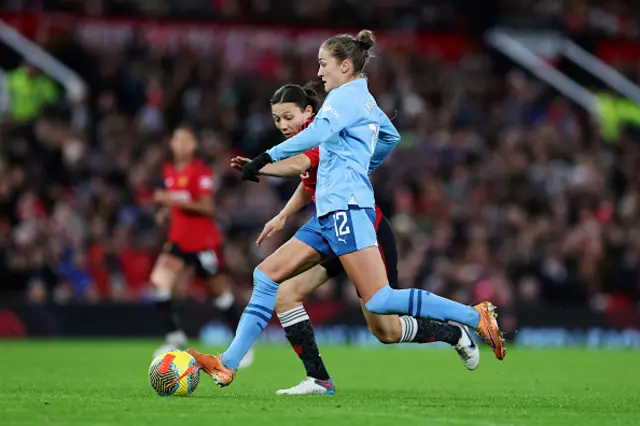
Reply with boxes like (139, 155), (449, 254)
(320, 213), (398, 293)
(165, 241), (223, 279)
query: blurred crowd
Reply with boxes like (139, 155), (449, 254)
(1, 3), (640, 316)
(4, 0), (640, 37)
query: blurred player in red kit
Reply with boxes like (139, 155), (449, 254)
(150, 126), (253, 367)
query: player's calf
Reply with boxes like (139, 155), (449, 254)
(275, 281), (308, 313)
(219, 268), (279, 371)
(394, 316), (480, 371)
(277, 305), (331, 381)
(150, 257), (186, 357)
(363, 306), (479, 370)
(211, 291), (255, 369)
(367, 313), (462, 347)
(366, 315), (402, 344)
(275, 268), (335, 394)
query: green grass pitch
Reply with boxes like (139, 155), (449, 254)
(2, 340), (640, 425)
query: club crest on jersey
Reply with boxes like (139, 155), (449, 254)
(165, 177), (174, 187)
(178, 176), (189, 187)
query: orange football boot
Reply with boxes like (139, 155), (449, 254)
(473, 302), (506, 360)
(187, 348), (236, 387)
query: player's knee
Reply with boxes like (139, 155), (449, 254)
(364, 285), (394, 315)
(256, 260), (288, 283)
(150, 267), (176, 291)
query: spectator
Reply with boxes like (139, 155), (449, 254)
(0, 3), (638, 325)
(4, 62), (59, 124)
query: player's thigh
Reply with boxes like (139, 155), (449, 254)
(340, 246), (388, 301)
(151, 243), (187, 288)
(359, 300), (401, 344)
(258, 237), (324, 284)
(376, 214), (399, 288)
(276, 264), (331, 312)
(319, 207), (388, 301)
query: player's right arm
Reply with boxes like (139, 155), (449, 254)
(260, 154), (312, 177)
(267, 88), (356, 162)
(231, 154), (312, 178)
(256, 182), (312, 246)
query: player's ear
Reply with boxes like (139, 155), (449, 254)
(304, 105), (314, 116)
(341, 59), (351, 74)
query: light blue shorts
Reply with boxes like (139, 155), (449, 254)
(294, 206), (378, 257)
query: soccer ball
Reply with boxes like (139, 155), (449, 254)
(149, 350), (200, 396)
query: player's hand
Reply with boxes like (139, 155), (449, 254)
(153, 190), (170, 205)
(242, 152), (272, 183)
(256, 215), (286, 246)
(230, 156), (251, 171)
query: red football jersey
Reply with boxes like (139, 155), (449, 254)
(163, 159), (222, 252)
(298, 119), (320, 202)
(301, 147), (320, 202)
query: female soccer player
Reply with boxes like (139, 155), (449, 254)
(191, 30), (504, 387)
(228, 82), (479, 395)
(150, 126), (252, 367)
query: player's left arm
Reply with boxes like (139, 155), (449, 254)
(267, 89), (356, 162)
(231, 154), (312, 177)
(172, 193), (214, 216)
(368, 109), (400, 173)
(259, 154), (312, 177)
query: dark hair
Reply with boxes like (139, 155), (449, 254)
(167, 123), (200, 163)
(175, 123), (198, 138)
(270, 79), (326, 113)
(322, 29), (375, 76)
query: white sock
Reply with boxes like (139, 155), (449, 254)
(399, 316), (418, 343)
(214, 292), (235, 310)
(152, 287), (172, 302)
(165, 329), (187, 345)
(277, 306), (310, 328)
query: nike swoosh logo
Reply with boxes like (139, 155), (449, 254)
(463, 326), (476, 348)
(482, 318), (497, 349)
(314, 380), (333, 389)
(171, 364), (196, 385)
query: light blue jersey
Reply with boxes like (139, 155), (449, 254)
(267, 78), (399, 217)
(368, 112), (400, 173)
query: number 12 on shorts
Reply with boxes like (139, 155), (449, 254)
(333, 211), (351, 239)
